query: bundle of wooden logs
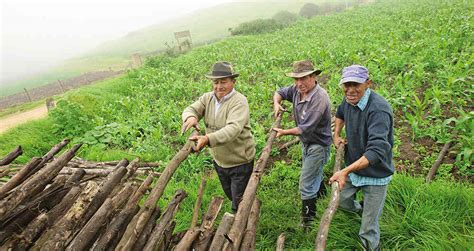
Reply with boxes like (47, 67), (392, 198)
(0, 113), (301, 250)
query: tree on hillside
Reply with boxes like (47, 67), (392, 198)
(273, 11), (299, 26)
(299, 3), (321, 18)
(230, 19), (283, 36)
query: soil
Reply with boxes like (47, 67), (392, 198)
(0, 104), (48, 134)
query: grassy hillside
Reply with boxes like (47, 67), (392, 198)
(0, 0), (472, 249)
(2, 0), (338, 97)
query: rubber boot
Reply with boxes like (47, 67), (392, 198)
(301, 198), (317, 229)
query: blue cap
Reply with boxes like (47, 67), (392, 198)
(339, 65), (369, 85)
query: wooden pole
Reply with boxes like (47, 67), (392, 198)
(0, 157), (41, 199)
(92, 174), (153, 251)
(14, 170), (85, 249)
(240, 199), (261, 250)
(0, 146), (23, 166)
(276, 233), (286, 251)
(192, 196), (225, 250)
(133, 206), (162, 250)
(117, 132), (197, 249)
(225, 113), (282, 250)
(426, 141), (452, 183)
(191, 177), (207, 228)
(24, 88), (32, 102)
(0, 144), (82, 221)
(143, 189), (188, 250)
(66, 184), (135, 251)
(315, 144), (344, 250)
(32, 181), (100, 250)
(209, 212), (235, 250)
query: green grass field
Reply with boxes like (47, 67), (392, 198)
(0, 0), (472, 249)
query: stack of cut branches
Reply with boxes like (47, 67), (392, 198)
(0, 136), (196, 250)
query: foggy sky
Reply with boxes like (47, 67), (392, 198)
(1, 0), (234, 86)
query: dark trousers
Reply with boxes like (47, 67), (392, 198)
(213, 160), (254, 212)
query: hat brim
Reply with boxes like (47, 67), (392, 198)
(205, 73), (239, 79)
(285, 69), (322, 78)
(339, 77), (367, 85)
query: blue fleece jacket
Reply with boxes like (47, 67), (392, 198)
(336, 91), (395, 178)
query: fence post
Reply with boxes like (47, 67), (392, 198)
(23, 88), (32, 102)
(57, 80), (65, 93)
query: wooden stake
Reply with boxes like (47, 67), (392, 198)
(117, 132), (196, 249)
(209, 212), (235, 250)
(0, 144), (81, 221)
(315, 144), (344, 250)
(0, 146), (23, 166)
(191, 177), (207, 228)
(143, 189), (188, 250)
(426, 141), (452, 183)
(0, 157), (41, 200)
(276, 233), (285, 251)
(240, 199), (261, 250)
(192, 196), (225, 250)
(66, 183), (135, 251)
(225, 113), (282, 250)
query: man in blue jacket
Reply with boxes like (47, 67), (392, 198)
(330, 65), (394, 250)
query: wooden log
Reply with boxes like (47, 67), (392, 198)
(278, 138), (300, 151)
(143, 189), (188, 251)
(66, 184), (135, 251)
(80, 159), (129, 222)
(117, 133), (196, 249)
(0, 176), (66, 244)
(22, 139), (71, 182)
(123, 158), (140, 180)
(31, 181), (100, 250)
(0, 146), (23, 166)
(0, 144), (82, 221)
(192, 196), (225, 250)
(175, 227), (202, 250)
(225, 113), (282, 250)
(0, 157), (42, 199)
(92, 174), (154, 251)
(157, 220), (176, 251)
(209, 212), (235, 250)
(315, 144), (344, 251)
(191, 177), (207, 228)
(240, 199), (261, 251)
(426, 141), (452, 183)
(276, 233), (285, 251)
(133, 206), (162, 250)
(15, 181), (84, 249)
(0, 168), (10, 179)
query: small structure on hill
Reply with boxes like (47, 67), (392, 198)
(174, 30), (193, 52)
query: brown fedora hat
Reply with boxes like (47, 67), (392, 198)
(205, 61), (240, 79)
(285, 60), (322, 78)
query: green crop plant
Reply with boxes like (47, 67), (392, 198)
(0, 0), (473, 249)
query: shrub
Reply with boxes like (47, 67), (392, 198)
(230, 19), (284, 36)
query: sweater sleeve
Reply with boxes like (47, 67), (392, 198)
(363, 111), (392, 165)
(182, 93), (208, 122)
(277, 85), (295, 102)
(336, 102), (345, 120)
(207, 98), (249, 147)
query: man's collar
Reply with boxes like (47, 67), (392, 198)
(213, 89), (235, 103)
(298, 85), (319, 103)
(355, 88), (371, 110)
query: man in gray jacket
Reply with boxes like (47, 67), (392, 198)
(273, 60), (332, 227)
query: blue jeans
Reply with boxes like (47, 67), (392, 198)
(300, 144), (330, 200)
(339, 176), (388, 251)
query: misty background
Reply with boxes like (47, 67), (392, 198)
(1, 0), (234, 86)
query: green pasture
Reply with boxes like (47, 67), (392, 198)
(0, 0), (472, 249)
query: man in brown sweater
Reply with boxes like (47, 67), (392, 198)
(181, 61), (256, 212)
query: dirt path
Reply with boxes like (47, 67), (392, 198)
(0, 104), (48, 134)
